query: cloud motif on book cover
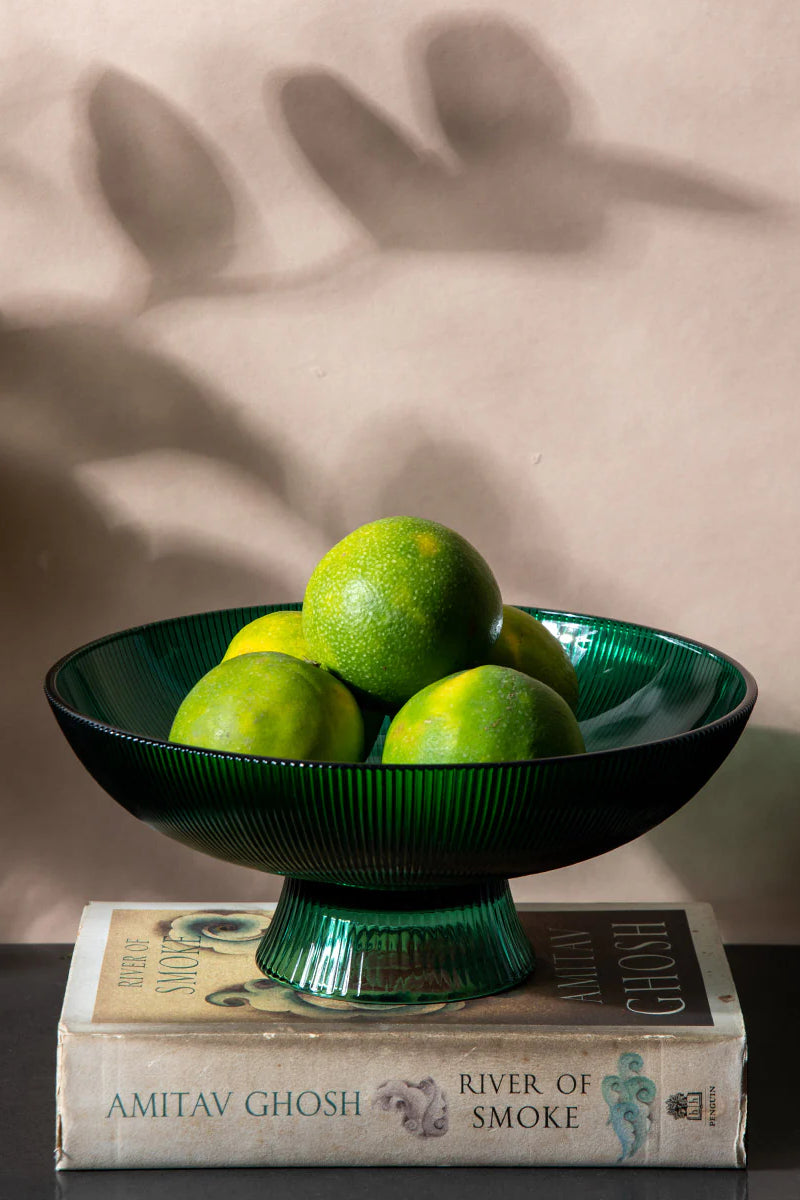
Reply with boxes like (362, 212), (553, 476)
(167, 911), (272, 955)
(601, 1052), (656, 1161)
(372, 1077), (448, 1137)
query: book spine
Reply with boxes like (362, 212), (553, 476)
(56, 1026), (745, 1169)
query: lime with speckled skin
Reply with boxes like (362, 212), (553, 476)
(222, 611), (314, 664)
(489, 605), (579, 712)
(302, 517), (503, 707)
(169, 651), (364, 761)
(381, 664), (585, 764)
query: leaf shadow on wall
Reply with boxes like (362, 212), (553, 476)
(0, 446), (289, 940)
(0, 67), (327, 936)
(85, 68), (243, 303)
(320, 417), (654, 619)
(278, 14), (779, 257)
(0, 63), (352, 934)
(374, 431), (565, 600)
(1, 318), (288, 488)
(344, 424), (568, 595)
(0, 179), (299, 932)
(82, 66), (363, 306)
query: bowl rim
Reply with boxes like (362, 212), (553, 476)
(44, 604), (758, 771)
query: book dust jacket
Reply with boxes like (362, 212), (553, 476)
(56, 901), (746, 1169)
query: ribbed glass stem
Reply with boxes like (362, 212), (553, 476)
(256, 877), (535, 1003)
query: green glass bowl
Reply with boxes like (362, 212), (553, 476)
(45, 605), (756, 1004)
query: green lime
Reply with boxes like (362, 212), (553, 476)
(169, 651), (363, 761)
(222, 610), (314, 664)
(490, 605), (579, 711)
(381, 664), (585, 764)
(303, 516), (502, 706)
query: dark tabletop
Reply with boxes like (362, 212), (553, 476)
(1, 944), (797, 1200)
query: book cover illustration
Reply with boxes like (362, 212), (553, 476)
(57, 903), (744, 1168)
(92, 905), (716, 1029)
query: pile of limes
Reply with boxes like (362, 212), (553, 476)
(169, 516), (585, 765)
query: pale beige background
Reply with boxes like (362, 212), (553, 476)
(2, 1), (799, 943)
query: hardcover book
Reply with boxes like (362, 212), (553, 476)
(56, 901), (746, 1169)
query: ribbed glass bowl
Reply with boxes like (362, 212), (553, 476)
(45, 605), (756, 1004)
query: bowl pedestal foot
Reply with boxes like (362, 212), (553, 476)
(256, 876), (535, 1004)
